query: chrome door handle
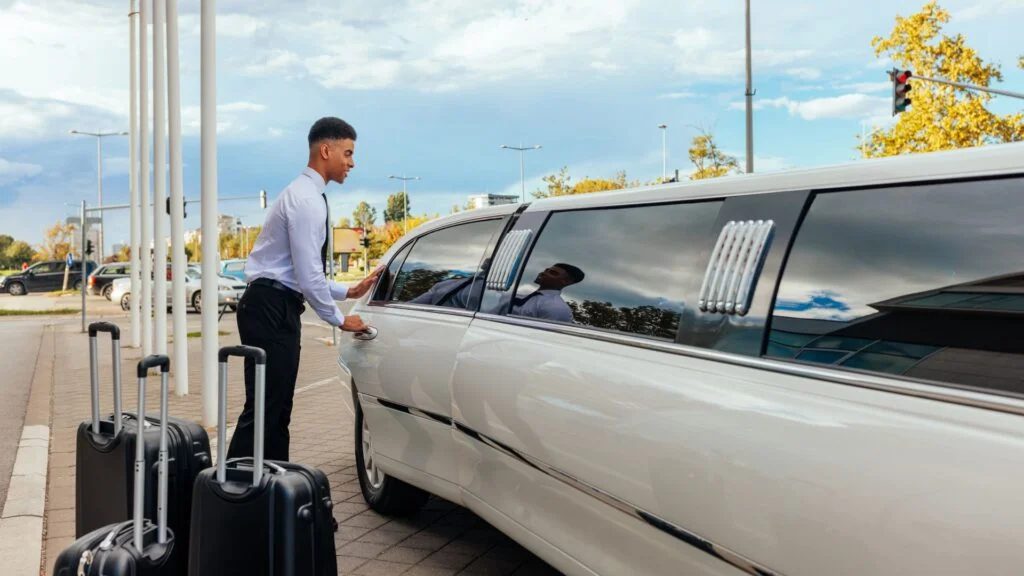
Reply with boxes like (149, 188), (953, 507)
(353, 326), (377, 341)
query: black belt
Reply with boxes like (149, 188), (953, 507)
(249, 278), (304, 304)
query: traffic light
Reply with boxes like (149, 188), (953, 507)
(892, 68), (913, 115)
(360, 236), (371, 249)
(259, 189), (267, 209)
(85, 239), (94, 256)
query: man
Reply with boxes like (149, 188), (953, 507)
(228, 117), (382, 462)
(510, 263), (585, 322)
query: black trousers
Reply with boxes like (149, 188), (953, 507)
(226, 283), (304, 462)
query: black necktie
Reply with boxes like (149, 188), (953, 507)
(512, 291), (541, 308)
(321, 193), (329, 275)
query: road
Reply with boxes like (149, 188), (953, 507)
(0, 318), (45, 508)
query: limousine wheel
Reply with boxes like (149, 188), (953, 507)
(354, 402), (429, 516)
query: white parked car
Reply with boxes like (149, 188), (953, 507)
(339, 142), (1024, 576)
(112, 265), (246, 312)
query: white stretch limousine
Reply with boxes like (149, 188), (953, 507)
(338, 142), (1024, 576)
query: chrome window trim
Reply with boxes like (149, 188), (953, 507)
(365, 301), (476, 318)
(700, 220), (776, 315)
(472, 313), (1024, 417)
(364, 392), (781, 576)
(735, 221), (774, 316)
(697, 221), (732, 310)
(486, 228), (533, 291)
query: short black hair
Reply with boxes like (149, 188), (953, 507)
(553, 263), (585, 284)
(308, 117), (357, 147)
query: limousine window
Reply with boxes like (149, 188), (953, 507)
(510, 200), (722, 339)
(390, 219), (503, 309)
(768, 178), (1024, 397)
(372, 241), (413, 302)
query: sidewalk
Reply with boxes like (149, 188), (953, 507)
(39, 314), (559, 575)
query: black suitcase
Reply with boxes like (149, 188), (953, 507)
(55, 355), (177, 576)
(187, 345), (338, 576)
(75, 322), (211, 573)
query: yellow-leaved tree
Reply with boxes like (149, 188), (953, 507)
(532, 168), (636, 199)
(866, 1), (1024, 156)
(688, 130), (739, 180)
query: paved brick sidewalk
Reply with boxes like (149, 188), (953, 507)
(40, 315), (560, 575)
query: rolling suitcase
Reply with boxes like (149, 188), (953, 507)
(188, 345), (338, 576)
(54, 355), (177, 576)
(75, 322), (211, 573)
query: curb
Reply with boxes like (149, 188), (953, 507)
(0, 425), (50, 575)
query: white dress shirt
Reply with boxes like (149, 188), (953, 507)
(245, 167), (348, 326)
(510, 289), (574, 323)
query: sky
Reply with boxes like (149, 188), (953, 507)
(0, 0), (1022, 253)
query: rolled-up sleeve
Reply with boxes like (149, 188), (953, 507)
(287, 195), (345, 326)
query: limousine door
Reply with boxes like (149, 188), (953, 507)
(344, 216), (506, 493)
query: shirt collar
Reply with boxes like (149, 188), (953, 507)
(302, 167), (327, 194)
(538, 289), (561, 295)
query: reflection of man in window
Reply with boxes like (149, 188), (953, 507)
(408, 274), (476, 308)
(511, 263), (585, 322)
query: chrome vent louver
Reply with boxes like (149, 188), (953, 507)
(697, 220), (775, 315)
(486, 229), (533, 291)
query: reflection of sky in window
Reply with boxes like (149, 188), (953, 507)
(775, 181), (1024, 321)
(518, 201), (721, 310)
(402, 220), (499, 274)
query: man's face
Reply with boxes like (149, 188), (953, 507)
(535, 266), (572, 290)
(323, 138), (356, 184)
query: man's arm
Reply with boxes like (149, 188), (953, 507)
(287, 195), (345, 326)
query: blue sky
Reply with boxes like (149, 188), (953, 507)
(1, 0), (1022, 253)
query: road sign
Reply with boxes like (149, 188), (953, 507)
(66, 253), (74, 266)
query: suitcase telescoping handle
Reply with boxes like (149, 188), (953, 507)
(87, 322), (122, 436)
(217, 345), (267, 487)
(134, 354), (172, 552)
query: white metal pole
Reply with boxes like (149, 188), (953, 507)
(97, 136), (103, 262)
(201, 0), (219, 427)
(153, 0), (168, 356)
(81, 201), (87, 333)
(744, 0), (754, 174)
(402, 178), (407, 234)
(167, 0), (187, 395)
(140, 0), (153, 356)
(129, 0), (141, 349)
(518, 146), (525, 203)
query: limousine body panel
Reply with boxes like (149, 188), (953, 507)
(450, 317), (1024, 575)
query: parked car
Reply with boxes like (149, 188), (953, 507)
(1, 259), (97, 295)
(112, 266), (246, 312)
(87, 262), (130, 299)
(220, 258), (247, 282)
(338, 142), (1024, 576)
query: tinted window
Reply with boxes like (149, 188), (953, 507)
(510, 201), (722, 339)
(768, 178), (1024, 397)
(373, 242), (413, 302)
(391, 219), (502, 309)
(34, 262), (59, 273)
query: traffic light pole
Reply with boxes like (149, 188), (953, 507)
(81, 200), (87, 332)
(910, 74), (1024, 101)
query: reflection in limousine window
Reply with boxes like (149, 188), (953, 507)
(390, 219), (501, 309)
(768, 179), (1024, 397)
(511, 201), (721, 339)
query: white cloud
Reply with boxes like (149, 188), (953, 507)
(671, 28), (813, 79)
(786, 67), (822, 80)
(658, 91), (697, 99)
(732, 93), (890, 120)
(241, 49), (303, 78)
(0, 157), (42, 185)
(180, 101), (268, 136)
(838, 81), (892, 94)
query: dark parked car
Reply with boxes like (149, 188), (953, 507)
(88, 262), (130, 299)
(0, 259), (98, 295)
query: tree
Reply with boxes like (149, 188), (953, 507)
(532, 167), (636, 199)
(37, 221), (76, 262)
(866, 2), (1024, 156)
(336, 216), (352, 228)
(5, 240), (35, 268)
(688, 130), (739, 180)
(0, 234), (13, 267)
(383, 192), (410, 223)
(352, 201), (377, 229)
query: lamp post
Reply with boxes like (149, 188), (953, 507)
(69, 130), (128, 262)
(657, 124), (667, 182)
(387, 175), (420, 234)
(500, 144), (542, 203)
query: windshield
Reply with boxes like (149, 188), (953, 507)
(186, 269), (202, 280)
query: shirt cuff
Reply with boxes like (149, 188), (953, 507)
(329, 281), (349, 301)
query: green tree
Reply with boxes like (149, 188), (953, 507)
(0, 234), (13, 267)
(5, 240), (35, 268)
(383, 192), (410, 223)
(866, 1), (1024, 156)
(352, 201), (377, 229)
(688, 130), (739, 180)
(532, 167), (635, 199)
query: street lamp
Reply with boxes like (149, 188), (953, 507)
(69, 129), (129, 261)
(500, 143), (542, 203)
(387, 175), (420, 234)
(657, 124), (668, 182)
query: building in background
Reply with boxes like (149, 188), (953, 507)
(467, 194), (519, 210)
(218, 214), (241, 236)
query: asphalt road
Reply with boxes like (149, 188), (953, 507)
(0, 318), (45, 508)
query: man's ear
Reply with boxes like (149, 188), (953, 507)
(320, 141), (331, 160)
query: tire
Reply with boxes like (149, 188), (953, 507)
(7, 282), (25, 296)
(355, 400), (429, 516)
(72, 279), (82, 291)
(102, 284), (114, 300)
(191, 291), (202, 313)
(120, 293), (130, 311)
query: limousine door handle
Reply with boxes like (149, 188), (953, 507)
(353, 326), (378, 341)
